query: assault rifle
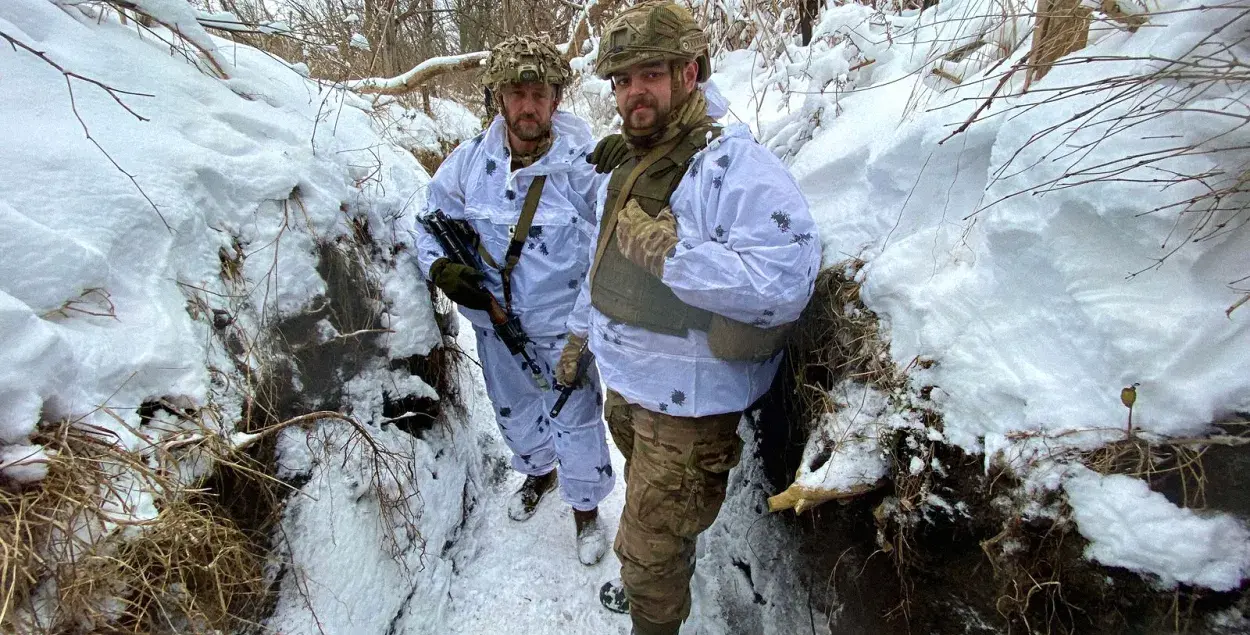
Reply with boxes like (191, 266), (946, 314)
(421, 210), (549, 391)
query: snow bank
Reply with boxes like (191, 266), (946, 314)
(0, 0), (449, 460)
(719, 0), (1249, 455)
(708, 0), (1250, 590)
(2, 0), (484, 627)
(1066, 466), (1250, 591)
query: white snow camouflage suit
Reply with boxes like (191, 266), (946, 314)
(412, 112), (614, 512)
(567, 83), (822, 417)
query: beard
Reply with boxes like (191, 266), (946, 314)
(621, 93), (668, 137)
(505, 110), (551, 142)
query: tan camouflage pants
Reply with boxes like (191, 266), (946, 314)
(605, 391), (743, 635)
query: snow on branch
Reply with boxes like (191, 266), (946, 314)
(195, 10), (293, 36)
(101, 0), (232, 78)
(347, 51), (489, 95)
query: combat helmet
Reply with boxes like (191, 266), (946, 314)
(594, 1), (710, 82)
(482, 35), (572, 91)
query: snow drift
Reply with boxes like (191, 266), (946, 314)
(0, 0), (478, 630)
(707, 0), (1250, 602)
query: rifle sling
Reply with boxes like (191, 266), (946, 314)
(497, 174), (546, 312)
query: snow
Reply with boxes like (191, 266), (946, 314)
(112, 0), (233, 76)
(196, 10), (293, 36)
(0, 0), (477, 625)
(708, 0), (1250, 591)
(350, 32), (371, 51)
(346, 51), (489, 94)
(791, 382), (896, 496)
(717, 0), (1250, 456)
(0, 0), (451, 454)
(1065, 466), (1250, 591)
(0, 444), (50, 484)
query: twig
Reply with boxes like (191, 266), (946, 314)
(0, 29), (172, 232)
(939, 57), (1027, 145)
(1227, 292), (1249, 318)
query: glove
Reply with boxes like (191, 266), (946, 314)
(616, 199), (679, 278)
(555, 332), (588, 386)
(429, 258), (492, 311)
(587, 134), (630, 174)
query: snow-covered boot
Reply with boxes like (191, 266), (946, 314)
(599, 578), (630, 614)
(574, 507), (607, 565)
(507, 469), (557, 521)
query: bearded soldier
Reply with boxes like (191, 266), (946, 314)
(413, 36), (614, 565)
(556, 3), (821, 632)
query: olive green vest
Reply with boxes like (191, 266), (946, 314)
(590, 124), (721, 337)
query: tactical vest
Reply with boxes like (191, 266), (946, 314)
(590, 124), (721, 337)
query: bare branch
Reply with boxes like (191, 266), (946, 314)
(347, 50), (488, 94)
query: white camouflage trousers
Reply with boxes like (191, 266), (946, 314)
(475, 328), (615, 511)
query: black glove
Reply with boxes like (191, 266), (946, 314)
(587, 134), (630, 174)
(429, 258), (492, 311)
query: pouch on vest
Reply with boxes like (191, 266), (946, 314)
(706, 315), (790, 362)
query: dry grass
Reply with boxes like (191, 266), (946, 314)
(979, 509), (1090, 635)
(786, 260), (907, 434)
(0, 418), (265, 634)
(1, 398), (430, 632)
(1081, 420), (1250, 510)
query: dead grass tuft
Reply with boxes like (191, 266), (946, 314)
(1081, 419), (1250, 510)
(1, 417), (266, 634)
(786, 260), (907, 433)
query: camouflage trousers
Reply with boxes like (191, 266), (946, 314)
(605, 391), (743, 635)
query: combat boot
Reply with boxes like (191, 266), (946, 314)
(507, 469), (557, 521)
(574, 507), (607, 565)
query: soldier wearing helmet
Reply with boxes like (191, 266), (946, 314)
(555, 3), (821, 633)
(412, 35), (615, 566)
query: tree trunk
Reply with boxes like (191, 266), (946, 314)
(799, 0), (819, 46)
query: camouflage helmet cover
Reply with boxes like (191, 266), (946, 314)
(594, 1), (710, 81)
(482, 35), (572, 90)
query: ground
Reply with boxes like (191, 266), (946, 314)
(435, 315), (825, 635)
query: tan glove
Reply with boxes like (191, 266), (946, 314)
(616, 199), (679, 278)
(555, 333), (588, 386)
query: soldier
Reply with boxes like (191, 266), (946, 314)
(412, 35), (614, 565)
(556, 2), (821, 633)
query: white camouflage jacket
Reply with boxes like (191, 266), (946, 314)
(412, 112), (602, 337)
(567, 84), (822, 417)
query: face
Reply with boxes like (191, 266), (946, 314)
(611, 60), (698, 135)
(500, 82), (558, 142)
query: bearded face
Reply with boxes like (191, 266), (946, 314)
(611, 60), (697, 138)
(499, 82), (558, 143)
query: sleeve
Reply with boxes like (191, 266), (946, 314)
(661, 141), (822, 326)
(564, 176), (608, 338)
(408, 143), (473, 278)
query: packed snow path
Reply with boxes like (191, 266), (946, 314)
(436, 316), (633, 635)
(433, 317), (814, 635)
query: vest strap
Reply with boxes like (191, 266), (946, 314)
(589, 137), (684, 293)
